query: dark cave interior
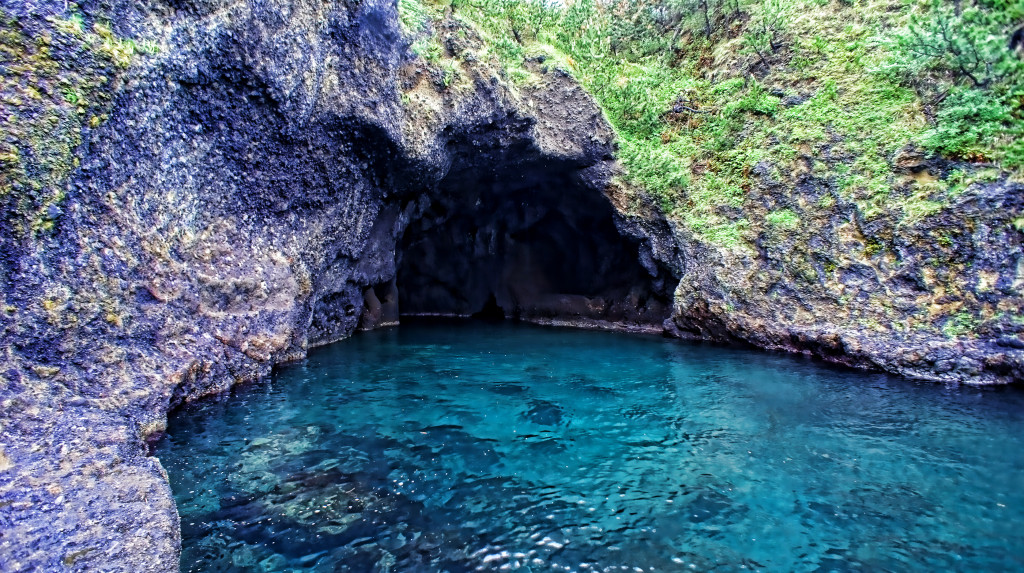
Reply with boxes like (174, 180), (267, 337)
(394, 156), (671, 328)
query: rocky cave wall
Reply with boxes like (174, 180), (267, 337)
(617, 160), (1024, 385)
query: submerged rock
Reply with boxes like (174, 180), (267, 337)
(488, 382), (529, 396)
(523, 399), (567, 426)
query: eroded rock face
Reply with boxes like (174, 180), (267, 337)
(614, 157), (1024, 385)
(0, 0), (658, 570)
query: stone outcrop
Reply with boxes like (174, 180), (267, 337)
(613, 155), (1024, 385)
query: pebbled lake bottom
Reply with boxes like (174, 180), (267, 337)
(156, 320), (1024, 572)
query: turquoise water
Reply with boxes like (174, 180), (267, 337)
(156, 321), (1024, 572)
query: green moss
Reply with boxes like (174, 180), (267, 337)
(548, 0), (929, 243)
(899, 196), (944, 224)
(946, 168), (1003, 196)
(687, 218), (749, 249)
(864, 238), (885, 257)
(399, 0), (443, 62)
(400, 0), (1018, 248)
(0, 10), (152, 238)
(942, 312), (979, 338)
(766, 209), (800, 230)
(92, 22), (139, 67)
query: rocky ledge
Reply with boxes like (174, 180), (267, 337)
(0, 0), (1020, 571)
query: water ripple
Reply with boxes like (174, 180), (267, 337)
(158, 321), (1024, 572)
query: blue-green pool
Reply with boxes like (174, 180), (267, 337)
(156, 321), (1024, 572)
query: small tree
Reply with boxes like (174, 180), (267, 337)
(890, 0), (1024, 167)
(896, 0), (1021, 88)
(742, 0), (788, 68)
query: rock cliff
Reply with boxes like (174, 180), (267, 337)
(614, 160), (1024, 384)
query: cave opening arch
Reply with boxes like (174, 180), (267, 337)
(391, 147), (674, 331)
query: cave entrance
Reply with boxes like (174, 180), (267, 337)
(395, 156), (671, 329)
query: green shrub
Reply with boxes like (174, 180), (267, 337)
(411, 0), (1021, 246)
(918, 87), (1018, 163)
(894, 0), (1022, 89)
(741, 0), (789, 66)
(726, 80), (780, 117)
(888, 0), (1024, 169)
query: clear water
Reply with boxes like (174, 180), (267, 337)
(156, 321), (1024, 572)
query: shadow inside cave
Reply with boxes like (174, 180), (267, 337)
(395, 154), (672, 328)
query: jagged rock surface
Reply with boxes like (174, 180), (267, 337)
(614, 160), (1024, 384)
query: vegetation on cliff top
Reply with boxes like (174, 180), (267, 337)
(400, 0), (1023, 248)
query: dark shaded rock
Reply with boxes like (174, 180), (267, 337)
(782, 94), (808, 106)
(393, 73), (673, 328)
(891, 144), (932, 174)
(997, 336), (1024, 350)
(488, 382), (528, 396)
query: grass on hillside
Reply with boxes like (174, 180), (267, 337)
(400, 0), (1023, 248)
